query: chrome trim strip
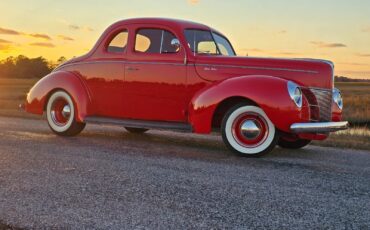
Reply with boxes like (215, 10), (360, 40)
(290, 121), (349, 133)
(125, 61), (186, 66)
(57, 60), (187, 70)
(304, 86), (332, 92)
(57, 60), (320, 74)
(194, 63), (318, 74)
(159, 30), (164, 54)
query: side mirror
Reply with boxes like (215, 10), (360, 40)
(171, 38), (181, 51)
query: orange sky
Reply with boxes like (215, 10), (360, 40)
(1, 0), (370, 78)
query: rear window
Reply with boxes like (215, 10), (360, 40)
(107, 30), (128, 53)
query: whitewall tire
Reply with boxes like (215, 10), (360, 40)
(46, 90), (85, 136)
(221, 104), (278, 157)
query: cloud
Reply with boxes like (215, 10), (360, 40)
(0, 44), (12, 51)
(188, 0), (200, 5)
(277, 30), (287, 34)
(28, 33), (52, 40)
(239, 48), (301, 57)
(57, 35), (74, 41)
(0, 27), (22, 35)
(277, 52), (301, 55)
(0, 38), (12, 44)
(0, 27), (52, 41)
(68, 24), (94, 32)
(58, 19), (94, 32)
(29, 42), (55, 48)
(69, 24), (80, 30)
(0, 38), (16, 52)
(310, 41), (347, 48)
(337, 62), (369, 66)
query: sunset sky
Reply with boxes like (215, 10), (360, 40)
(1, 0), (370, 78)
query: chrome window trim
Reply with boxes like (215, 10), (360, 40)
(159, 30), (164, 54)
(195, 63), (318, 74)
(55, 60), (187, 70)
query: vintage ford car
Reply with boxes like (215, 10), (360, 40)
(23, 18), (349, 157)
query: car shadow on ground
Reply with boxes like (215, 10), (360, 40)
(11, 122), (335, 172)
(73, 125), (322, 161)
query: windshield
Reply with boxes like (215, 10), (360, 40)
(184, 29), (236, 56)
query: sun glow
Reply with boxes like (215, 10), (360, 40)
(1, 0), (370, 78)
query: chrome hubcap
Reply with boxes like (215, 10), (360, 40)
(50, 98), (71, 127)
(240, 120), (261, 140)
(62, 105), (71, 119)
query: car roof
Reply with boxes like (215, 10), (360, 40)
(111, 17), (212, 31)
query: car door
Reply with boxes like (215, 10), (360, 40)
(81, 29), (128, 118)
(123, 26), (187, 122)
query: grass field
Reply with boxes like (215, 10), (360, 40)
(336, 82), (370, 124)
(0, 78), (369, 150)
(0, 78), (39, 119)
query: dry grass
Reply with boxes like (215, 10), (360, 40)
(335, 82), (370, 124)
(313, 127), (370, 150)
(0, 78), (39, 119)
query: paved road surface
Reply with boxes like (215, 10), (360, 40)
(0, 116), (369, 229)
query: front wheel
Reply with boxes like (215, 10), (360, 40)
(221, 104), (278, 157)
(278, 138), (311, 149)
(46, 90), (85, 136)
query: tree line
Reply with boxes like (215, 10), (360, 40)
(0, 55), (67, 79)
(334, 76), (370, 82)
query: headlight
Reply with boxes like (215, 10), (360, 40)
(333, 88), (343, 110)
(287, 81), (303, 108)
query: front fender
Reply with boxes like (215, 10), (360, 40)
(25, 71), (91, 122)
(189, 75), (310, 133)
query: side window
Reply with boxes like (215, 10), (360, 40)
(161, 31), (179, 53)
(107, 30), (128, 53)
(135, 29), (161, 53)
(184, 29), (218, 55)
(135, 29), (179, 54)
(198, 41), (218, 54)
(213, 33), (235, 56)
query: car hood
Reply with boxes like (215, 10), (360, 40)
(194, 56), (334, 89)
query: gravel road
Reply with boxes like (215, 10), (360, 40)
(0, 116), (369, 229)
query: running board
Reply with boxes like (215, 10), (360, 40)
(85, 116), (192, 132)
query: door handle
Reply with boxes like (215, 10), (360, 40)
(126, 66), (139, 71)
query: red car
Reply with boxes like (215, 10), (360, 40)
(23, 18), (349, 157)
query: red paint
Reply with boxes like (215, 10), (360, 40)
(298, 133), (328, 141)
(24, 18), (344, 141)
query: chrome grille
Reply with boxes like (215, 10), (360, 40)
(307, 88), (333, 122)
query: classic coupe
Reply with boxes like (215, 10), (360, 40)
(23, 18), (349, 157)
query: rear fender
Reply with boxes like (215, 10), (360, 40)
(25, 71), (91, 122)
(189, 75), (310, 134)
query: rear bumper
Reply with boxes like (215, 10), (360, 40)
(290, 121), (349, 133)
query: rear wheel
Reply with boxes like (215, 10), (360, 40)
(278, 138), (311, 149)
(221, 104), (278, 157)
(46, 91), (85, 136)
(125, 127), (149, 134)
